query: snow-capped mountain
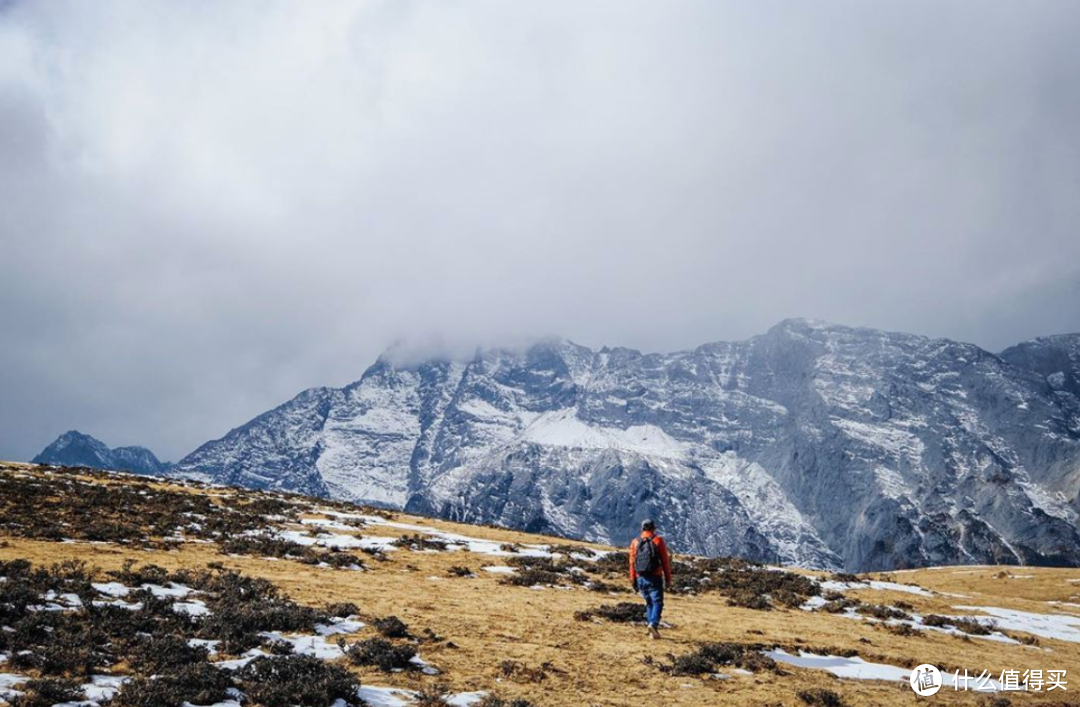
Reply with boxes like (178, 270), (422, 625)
(33, 430), (170, 476)
(173, 320), (1080, 571)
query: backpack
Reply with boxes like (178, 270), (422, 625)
(634, 534), (661, 575)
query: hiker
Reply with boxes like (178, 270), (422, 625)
(629, 519), (672, 639)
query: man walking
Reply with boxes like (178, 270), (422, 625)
(629, 519), (673, 639)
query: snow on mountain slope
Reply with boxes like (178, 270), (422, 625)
(317, 369), (424, 506)
(519, 409), (688, 457)
(179, 387), (333, 496)
(170, 321), (1080, 571)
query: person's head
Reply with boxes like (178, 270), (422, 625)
(641, 519), (656, 532)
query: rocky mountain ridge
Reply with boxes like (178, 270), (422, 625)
(164, 320), (1080, 571)
(32, 320), (1080, 571)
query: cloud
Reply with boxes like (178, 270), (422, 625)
(1, 1), (1078, 460)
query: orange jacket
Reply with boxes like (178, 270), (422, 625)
(629, 530), (672, 585)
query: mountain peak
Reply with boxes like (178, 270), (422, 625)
(771, 317), (836, 331)
(33, 431), (168, 476)
(54, 429), (102, 444)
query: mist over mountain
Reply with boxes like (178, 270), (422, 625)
(142, 320), (1080, 572)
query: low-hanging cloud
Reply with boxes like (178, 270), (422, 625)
(1, 0), (1078, 461)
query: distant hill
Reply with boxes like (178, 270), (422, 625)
(32, 430), (170, 476)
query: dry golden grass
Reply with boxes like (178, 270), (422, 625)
(1, 461), (1078, 706)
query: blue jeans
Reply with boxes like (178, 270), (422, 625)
(637, 575), (665, 627)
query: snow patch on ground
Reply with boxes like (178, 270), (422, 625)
(355, 686), (414, 707)
(327, 514), (557, 558)
(142, 583), (195, 598)
(819, 579), (934, 597)
(953, 606), (1080, 643)
(174, 600), (210, 616)
(82, 675), (128, 702)
(188, 638), (221, 655)
(42, 590), (83, 607)
(353, 686), (487, 707)
(213, 648), (268, 670)
(409, 655), (440, 675)
(300, 517), (358, 532)
(92, 599), (142, 611)
(768, 649), (1002, 689)
(259, 632), (343, 660)
(766, 649), (911, 681)
(91, 582), (129, 597)
(315, 617), (365, 635)
(1, 673), (28, 700)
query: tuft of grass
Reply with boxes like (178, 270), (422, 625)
(268, 638), (296, 655)
(345, 637), (417, 672)
(325, 601), (359, 618)
(574, 602), (645, 623)
(820, 598), (858, 614)
(392, 534), (450, 552)
(547, 543), (583, 556)
(922, 614), (994, 636)
(126, 633), (210, 674)
(797, 688), (848, 706)
(856, 603), (911, 621)
(725, 588), (773, 611)
(194, 568), (328, 652)
(108, 560), (172, 586)
(237, 655), (360, 707)
(881, 622), (921, 637)
(498, 660), (562, 683)
(501, 568), (564, 588)
(114, 663), (233, 707)
(589, 551), (629, 575)
(477, 697), (536, 707)
(220, 534), (365, 570)
(10, 678), (84, 707)
(372, 615), (411, 639)
(663, 642), (778, 676)
(413, 683), (451, 707)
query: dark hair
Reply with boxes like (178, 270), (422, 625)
(641, 519), (656, 531)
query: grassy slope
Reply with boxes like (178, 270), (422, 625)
(1, 462), (1078, 707)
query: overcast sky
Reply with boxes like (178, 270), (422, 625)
(1, 1), (1079, 462)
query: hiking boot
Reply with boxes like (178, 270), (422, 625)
(648, 626), (661, 640)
